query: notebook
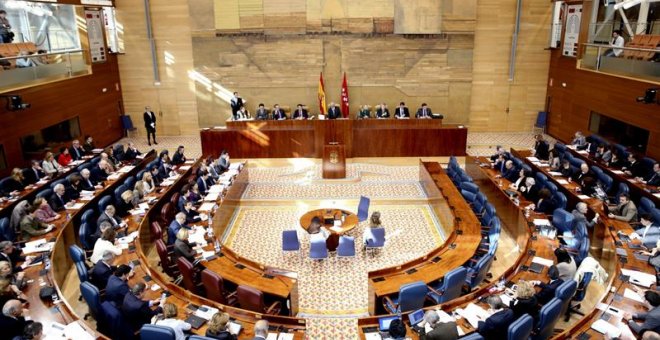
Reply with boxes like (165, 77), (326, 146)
(185, 315), (206, 329)
(528, 262), (544, 274)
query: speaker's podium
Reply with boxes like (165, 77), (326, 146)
(322, 143), (346, 179)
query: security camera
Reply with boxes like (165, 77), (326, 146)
(1, 95), (30, 111)
(637, 88), (658, 104)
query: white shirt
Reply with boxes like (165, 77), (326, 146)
(611, 35), (625, 56)
(310, 228), (329, 243)
(155, 318), (191, 340)
(143, 180), (155, 193)
(90, 239), (122, 264)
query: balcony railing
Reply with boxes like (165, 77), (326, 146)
(578, 43), (660, 83)
(0, 49), (90, 91)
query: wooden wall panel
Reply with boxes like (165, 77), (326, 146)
(393, 0), (442, 34)
(546, 49), (660, 159)
(0, 55), (124, 177)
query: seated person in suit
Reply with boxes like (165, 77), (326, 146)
(149, 166), (163, 186)
(105, 264), (132, 306)
(357, 105), (371, 119)
(490, 146), (507, 162)
(218, 150), (231, 173)
(91, 160), (110, 183)
(415, 103), (433, 119)
(492, 153), (508, 173)
(69, 139), (86, 161)
(90, 250), (116, 290)
(623, 153), (648, 179)
(559, 160), (574, 178)
(158, 154), (173, 179)
(14, 320), (42, 340)
(255, 103), (269, 120)
(97, 205), (125, 232)
(594, 144), (612, 163)
(477, 295), (515, 340)
(206, 312), (238, 339)
(252, 320), (269, 340)
(518, 177), (539, 202)
(32, 197), (60, 224)
(571, 131), (587, 149)
(508, 168), (528, 191)
(571, 163), (596, 195)
(154, 304), (192, 340)
(172, 145), (186, 165)
(115, 190), (136, 218)
(173, 228), (196, 263)
(182, 201), (201, 224)
(3, 169), (25, 195)
(292, 104), (308, 120)
(168, 213), (188, 245)
(235, 106), (251, 120)
(376, 103), (390, 118)
(533, 134), (550, 161)
(57, 147), (72, 167)
(608, 193), (638, 223)
(24, 160), (46, 185)
(625, 289), (660, 336)
(90, 228), (123, 264)
(124, 142), (141, 161)
(0, 262), (25, 291)
(327, 102), (341, 119)
(496, 161), (519, 182)
(49, 184), (71, 212)
(510, 280), (538, 320)
(80, 169), (100, 191)
(0, 300), (29, 340)
(19, 206), (54, 239)
(418, 310), (458, 340)
(83, 135), (96, 154)
(531, 265), (563, 305)
(394, 102), (409, 119)
(0, 241), (32, 274)
(197, 170), (212, 195)
(572, 202), (598, 229)
(528, 188), (556, 215)
(122, 282), (163, 331)
(608, 152), (625, 169)
(271, 104), (287, 120)
(548, 149), (561, 170)
(643, 163), (660, 186)
(630, 214), (660, 250)
(41, 152), (62, 176)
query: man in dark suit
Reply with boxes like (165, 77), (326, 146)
(124, 142), (141, 161)
(24, 160), (46, 185)
(572, 163), (597, 195)
(49, 184), (71, 212)
(623, 154), (648, 179)
(91, 161), (109, 183)
(415, 103), (433, 119)
(375, 103), (390, 118)
(500, 161), (519, 182)
(122, 282), (163, 331)
(97, 205), (123, 231)
(645, 163), (660, 186)
(90, 251), (116, 290)
(292, 104), (308, 120)
(533, 134), (550, 160)
(168, 213), (188, 245)
(182, 201), (201, 224)
(150, 166), (163, 186)
(69, 139), (86, 161)
(0, 241), (29, 273)
(0, 300), (29, 339)
(171, 145), (186, 165)
(272, 104), (287, 120)
(143, 106), (158, 146)
(394, 102), (410, 119)
(230, 92), (244, 120)
(218, 150), (230, 172)
(419, 310), (459, 340)
(625, 290), (660, 336)
(255, 103), (269, 120)
(533, 265), (563, 305)
(83, 135), (96, 154)
(490, 146), (507, 162)
(477, 295), (515, 340)
(327, 102), (341, 119)
(80, 169), (98, 191)
(197, 171), (211, 195)
(105, 264), (132, 306)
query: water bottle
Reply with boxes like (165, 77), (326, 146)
(66, 212), (71, 222)
(214, 238), (221, 253)
(207, 226), (214, 238)
(44, 256), (51, 271)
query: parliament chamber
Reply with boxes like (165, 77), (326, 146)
(0, 0), (659, 339)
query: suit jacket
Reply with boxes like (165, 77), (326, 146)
(3, 179), (23, 193)
(477, 309), (515, 340)
(376, 108), (390, 118)
(183, 207), (200, 224)
(635, 224), (660, 249)
(272, 109), (287, 120)
(327, 107), (341, 119)
(394, 107), (409, 118)
(536, 279), (563, 305)
(90, 261), (115, 290)
(205, 329), (237, 340)
(627, 161), (648, 178)
(520, 184), (539, 203)
(421, 321), (459, 340)
(646, 171), (660, 186)
(358, 109), (371, 119)
(197, 177), (210, 194)
(115, 199), (134, 218)
(502, 167), (519, 182)
(633, 305), (660, 334)
(69, 145), (86, 160)
(534, 141), (550, 160)
(614, 201), (638, 223)
(91, 166), (108, 183)
(560, 166), (574, 178)
(158, 163), (172, 179)
(24, 167), (45, 185)
(292, 109), (308, 119)
(171, 152), (186, 165)
(535, 198), (557, 215)
(168, 220), (185, 245)
(49, 192), (70, 212)
(219, 157), (230, 172)
(122, 292), (163, 331)
(105, 275), (130, 306)
(19, 215), (49, 239)
(0, 315), (28, 340)
(83, 141), (95, 154)
(97, 212), (121, 229)
(415, 107), (433, 118)
(174, 239), (196, 262)
(511, 296), (539, 320)
(572, 209), (596, 228)
(124, 148), (141, 161)
(493, 159), (507, 173)
(229, 97), (243, 116)
(81, 177), (97, 191)
(255, 108), (269, 120)
(143, 111), (156, 130)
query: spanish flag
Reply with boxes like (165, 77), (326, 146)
(318, 72), (327, 115)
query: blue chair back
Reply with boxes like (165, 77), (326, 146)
(521, 164), (532, 174)
(461, 334), (484, 340)
(100, 301), (134, 339)
(642, 157), (656, 171)
(0, 217), (12, 242)
(598, 173), (613, 193)
(614, 183), (629, 204)
(461, 190), (476, 203)
(282, 230), (300, 252)
(50, 178), (67, 190)
(466, 254), (494, 290)
(535, 172), (547, 185)
(309, 238), (328, 260)
(398, 281), (428, 313)
(69, 245), (86, 263)
(590, 166), (603, 178)
(533, 298), (562, 340)
(80, 282), (101, 319)
(140, 324), (176, 340)
(36, 189), (52, 199)
(535, 111), (547, 129)
(365, 227), (386, 248)
(652, 208), (660, 225)
(473, 192), (486, 215)
(91, 156), (101, 164)
(98, 195), (113, 212)
(75, 261), (89, 283)
(459, 173), (473, 183)
(573, 272), (593, 303)
(81, 209), (95, 225)
(430, 266), (467, 303)
(576, 238), (590, 266)
(552, 192), (567, 210)
(639, 197), (656, 216)
(114, 184), (127, 202)
(124, 176), (136, 190)
(136, 170), (146, 181)
(555, 279), (578, 316)
(77, 163), (92, 173)
(357, 196), (370, 222)
(545, 181), (557, 195)
(508, 314), (534, 340)
(188, 336), (215, 340)
(337, 236), (356, 258)
(66, 172), (81, 184)
(552, 209), (574, 233)
(79, 222), (94, 251)
(613, 144), (627, 158)
(554, 143), (566, 155)
(460, 182), (479, 194)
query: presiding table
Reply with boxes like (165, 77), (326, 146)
(200, 119), (468, 158)
(299, 208), (358, 251)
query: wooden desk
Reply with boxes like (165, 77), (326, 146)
(200, 120), (467, 158)
(299, 208), (358, 251)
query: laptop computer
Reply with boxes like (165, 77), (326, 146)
(408, 309), (425, 326)
(184, 314), (206, 329)
(378, 316), (400, 332)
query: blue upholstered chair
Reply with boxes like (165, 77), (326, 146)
(140, 324), (176, 340)
(461, 333), (485, 340)
(357, 195), (370, 223)
(337, 236), (356, 258)
(100, 301), (135, 339)
(465, 254), (494, 290)
(460, 182), (479, 194)
(98, 195), (113, 212)
(552, 209), (574, 233)
(533, 298), (562, 340)
(282, 230), (300, 253)
(427, 266), (467, 304)
(383, 281), (428, 314)
(508, 314), (534, 340)
(309, 238), (328, 260)
(565, 272), (593, 321)
(365, 227), (386, 254)
(554, 279), (578, 317)
(36, 188), (52, 200)
(80, 281), (101, 320)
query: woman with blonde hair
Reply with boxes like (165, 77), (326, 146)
(133, 180), (147, 204)
(174, 228), (195, 262)
(205, 312), (236, 339)
(115, 190), (136, 218)
(41, 152), (62, 176)
(142, 171), (155, 193)
(3, 168), (26, 193)
(154, 303), (191, 340)
(0, 261), (25, 290)
(511, 280), (538, 320)
(0, 277), (25, 308)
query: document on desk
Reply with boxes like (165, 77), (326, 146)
(596, 302), (624, 318)
(198, 202), (215, 212)
(526, 156), (540, 162)
(67, 203), (85, 210)
(118, 166), (135, 173)
(364, 333), (382, 340)
(277, 333), (294, 340)
(532, 219), (551, 227)
(591, 319), (622, 338)
(623, 288), (645, 303)
(178, 165), (191, 171)
(204, 192), (220, 202)
(63, 321), (95, 340)
(532, 256), (555, 267)
(208, 185), (224, 193)
(548, 171), (563, 177)
(577, 195), (591, 200)
(22, 240), (54, 254)
(457, 303), (489, 329)
(228, 322), (242, 335)
(556, 179), (569, 185)
(266, 333), (278, 340)
(621, 268), (656, 288)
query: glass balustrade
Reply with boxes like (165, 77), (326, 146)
(0, 49), (90, 91)
(579, 43), (660, 83)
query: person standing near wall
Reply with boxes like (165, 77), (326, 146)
(143, 106), (158, 146)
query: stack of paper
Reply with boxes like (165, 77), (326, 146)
(208, 185), (224, 193)
(198, 202), (216, 212)
(532, 256), (555, 267)
(22, 239), (54, 254)
(621, 269), (656, 288)
(204, 192), (220, 202)
(92, 148), (104, 154)
(611, 170), (625, 175)
(577, 195), (591, 200)
(623, 288), (645, 303)
(548, 171), (562, 176)
(178, 165), (191, 171)
(66, 202), (85, 210)
(118, 166), (135, 173)
(556, 179), (569, 185)
(456, 303), (489, 328)
(138, 202), (150, 210)
(194, 305), (219, 320)
(160, 179), (175, 186)
(526, 156), (540, 162)
(229, 163), (243, 170)
(364, 333), (382, 340)
(107, 173), (121, 181)
(532, 219), (552, 227)
(118, 231), (139, 244)
(591, 319), (622, 337)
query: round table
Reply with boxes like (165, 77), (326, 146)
(299, 208), (359, 251)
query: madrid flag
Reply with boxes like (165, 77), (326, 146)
(318, 72), (327, 115)
(340, 73), (349, 118)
